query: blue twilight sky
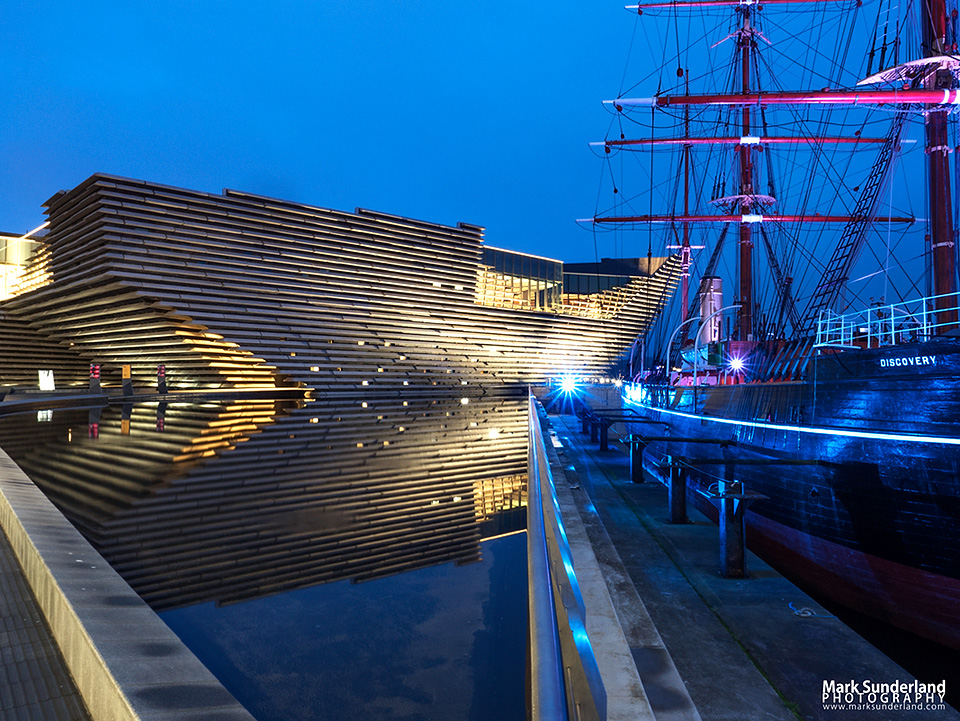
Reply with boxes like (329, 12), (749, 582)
(0, 1), (641, 262)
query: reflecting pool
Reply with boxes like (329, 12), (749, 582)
(0, 389), (529, 720)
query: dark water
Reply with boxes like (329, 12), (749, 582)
(161, 531), (527, 721)
(0, 393), (529, 720)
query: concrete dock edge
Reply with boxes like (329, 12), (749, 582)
(0, 446), (255, 721)
(536, 410), (699, 721)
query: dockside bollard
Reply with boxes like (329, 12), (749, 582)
(581, 412), (591, 435)
(89, 364), (100, 393)
(719, 479), (746, 578)
(590, 419), (599, 443)
(668, 457), (688, 524)
(629, 437), (646, 483)
(598, 421), (610, 451)
(158, 364), (167, 394)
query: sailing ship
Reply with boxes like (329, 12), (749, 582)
(587, 0), (960, 647)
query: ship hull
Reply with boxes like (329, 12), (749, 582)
(624, 337), (960, 648)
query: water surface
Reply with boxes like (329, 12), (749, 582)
(0, 391), (529, 720)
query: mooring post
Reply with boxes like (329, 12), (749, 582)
(629, 437), (646, 483)
(121, 364), (133, 396)
(89, 363), (101, 393)
(598, 420), (609, 451)
(719, 479), (746, 578)
(669, 457), (688, 524)
(590, 419), (599, 443)
(581, 412), (591, 435)
(157, 364), (167, 394)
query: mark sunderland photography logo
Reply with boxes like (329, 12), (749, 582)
(822, 679), (947, 713)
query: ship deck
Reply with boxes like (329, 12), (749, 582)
(543, 405), (959, 721)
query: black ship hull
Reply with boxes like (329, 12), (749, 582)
(623, 336), (960, 649)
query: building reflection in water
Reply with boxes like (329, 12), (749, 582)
(0, 389), (528, 611)
(0, 388), (531, 720)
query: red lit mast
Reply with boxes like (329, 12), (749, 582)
(590, 0), (958, 336)
(737, 5), (755, 340)
(923, 0), (959, 328)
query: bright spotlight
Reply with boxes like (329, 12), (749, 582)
(728, 356), (745, 372)
(559, 376), (577, 394)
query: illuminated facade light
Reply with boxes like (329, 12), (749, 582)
(559, 376), (578, 394)
(625, 385), (960, 446)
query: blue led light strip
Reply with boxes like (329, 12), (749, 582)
(624, 393), (960, 446)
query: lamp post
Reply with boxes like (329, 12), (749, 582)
(663, 315), (701, 376)
(693, 304), (741, 389)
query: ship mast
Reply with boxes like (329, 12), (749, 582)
(737, 5), (755, 341)
(681, 75), (692, 324)
(588, 0), (960, 342)
(923, 0), (959, 328)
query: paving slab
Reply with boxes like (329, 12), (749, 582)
(0, 522), (90, 721)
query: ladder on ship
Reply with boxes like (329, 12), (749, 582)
(759, 111), (909, 381)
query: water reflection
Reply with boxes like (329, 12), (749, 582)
(0, 389), (529, 720)
(0, 392), (528, 609)
(162, 531), (528, 721)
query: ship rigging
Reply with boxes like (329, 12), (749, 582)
(588, 0), (960, 650)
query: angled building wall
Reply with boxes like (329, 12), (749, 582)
(2, 174), (680, 390)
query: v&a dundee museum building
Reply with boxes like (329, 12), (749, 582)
(0, 174), (679, 721)
(0, 173), (680, 392)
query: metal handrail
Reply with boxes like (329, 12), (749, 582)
(814, 291), (960, 349)
(527, 394), (606, 721)
(527, 397), (566, 721)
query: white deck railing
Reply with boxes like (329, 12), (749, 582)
(814, 292), (960, 349)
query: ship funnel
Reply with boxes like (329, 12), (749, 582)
(698, 276), (723, 345)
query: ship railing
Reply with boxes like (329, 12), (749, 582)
(814, 291), (960, 350)
(527, 394), (606, 721)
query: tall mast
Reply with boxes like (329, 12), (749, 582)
(923, 0), (959, 328)
(681, 74), (692, 323)
(738, 6), (754, 341)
